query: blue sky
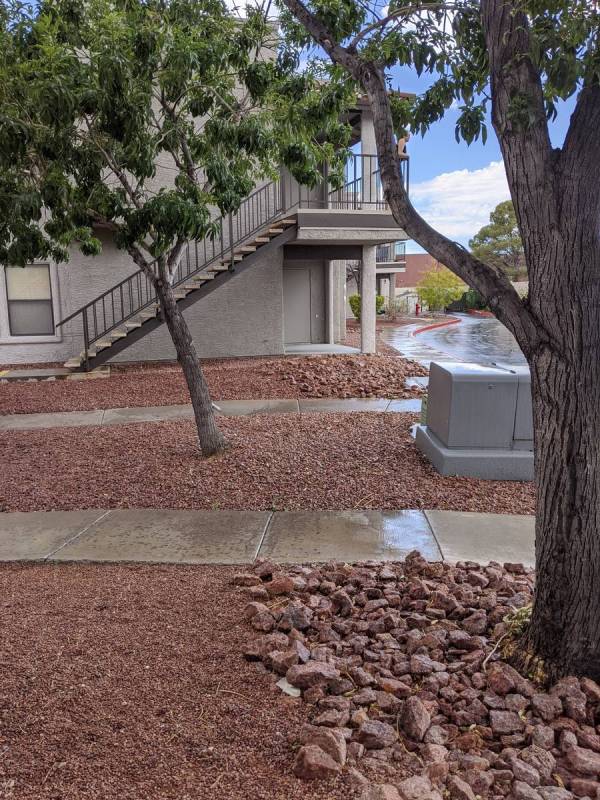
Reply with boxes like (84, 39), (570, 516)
(394, 65), (577, 253)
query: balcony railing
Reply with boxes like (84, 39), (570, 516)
(282, 152), (409, 211)
(377, 240), (406, 265)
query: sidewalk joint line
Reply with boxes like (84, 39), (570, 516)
(44, 509), (112, 560)
(254, 511), (274, 562)
(422, 509), (445, 562)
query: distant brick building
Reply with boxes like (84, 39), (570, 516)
(395, 253), (444, 289)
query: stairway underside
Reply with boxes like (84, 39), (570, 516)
(64, 217), (297, 371)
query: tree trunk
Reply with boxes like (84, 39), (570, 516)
(156, 279), (227, 457)
(520, 228), (600, 681)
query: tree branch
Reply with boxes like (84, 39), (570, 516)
(348, 3), (461, 52)
(480, 0), (557, 239)
(560, 84), (600, 215)
(166, 236), (187, 283)
(281, 0), (541, 352)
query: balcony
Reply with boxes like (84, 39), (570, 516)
(285, 153), (410, 246)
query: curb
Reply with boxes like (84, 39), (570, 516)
(410, 317), (461, 337)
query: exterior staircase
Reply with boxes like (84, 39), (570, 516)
(56, 154), (409, 371)
(57, 179), (298, 371)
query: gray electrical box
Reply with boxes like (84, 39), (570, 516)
(415, 362), (533, 481)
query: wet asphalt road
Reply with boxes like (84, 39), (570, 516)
(419, 314), (527, 366)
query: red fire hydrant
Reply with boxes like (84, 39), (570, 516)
(415, 303), (420, 316)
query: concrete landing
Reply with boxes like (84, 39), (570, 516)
(284, 343), (360, 355)
(0, 508), (535, 566)
(0, 397), (423, 431)
(0, 366), (110, 381)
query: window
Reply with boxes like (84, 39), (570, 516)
(5, 265), (54, 336)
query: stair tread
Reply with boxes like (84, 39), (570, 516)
(60, 201), (298, 372)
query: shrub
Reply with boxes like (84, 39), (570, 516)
(349, 293), (361, 320)
(349, 294), (385, 321)
(416, 266), (465, 312)
(463, 288), (488, 310)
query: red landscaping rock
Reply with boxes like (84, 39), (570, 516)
(265, 575), (295, 597)
(240, 556), (600, 796)
(232, 573), (262, 586)
(251, 610), (276, 632)
(356, 720), (398, 750)
(397, 774), (441, 800)
(300, 726), (347, 765)
(565, 745), (600, 776)
(490, 709), (526, 734)
(447, 775), (476, 800)
(400, 696), (431, 741)
(286, 661), (341, 690)
(293, 745), (341, 780)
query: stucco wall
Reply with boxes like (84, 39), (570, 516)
(0, 234), (285, 365)
(110, 245), (284, 362)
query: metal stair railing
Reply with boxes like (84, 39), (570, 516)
(56, 153), (409, 369)
(56, 178), (286, 368)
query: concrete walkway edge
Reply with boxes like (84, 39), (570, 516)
(0, 397), (423, 431)
(0, 508), (535, 567)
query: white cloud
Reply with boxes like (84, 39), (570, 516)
(409, 160), (510, 243)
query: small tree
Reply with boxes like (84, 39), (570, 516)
(416, 266), (465, 312)
(469, 201), (525, 279)
(0, 0), (351, 455)
(281, 0), (600, 680)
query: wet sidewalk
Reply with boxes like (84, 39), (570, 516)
(0, 397), (423, 431)
(0, 508), (535, 567)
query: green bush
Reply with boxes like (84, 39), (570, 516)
(349, 294), (385, 321)
(463, 288), (488, 310)
(349, 293), (361, 320)
(416, 267), (465, 312)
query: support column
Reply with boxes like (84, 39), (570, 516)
(338, 261), (347, 341)
(326, 261), (335, 344)
(360, 245), (377, 354)
(360, 111), (379, 205)
(388, 273), (396, 318)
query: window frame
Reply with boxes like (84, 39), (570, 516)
(0, 263), (62, 344)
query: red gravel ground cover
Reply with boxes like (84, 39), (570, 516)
(0, 413), (535, 513)
(240, 557), (600, 798)
(0, 562), (353, 800)
(0, 354), (427, 415)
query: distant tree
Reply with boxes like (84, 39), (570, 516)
(469, 201), (525, 279)
(0, 0), (351, 455)
(416, 266), (465, 312)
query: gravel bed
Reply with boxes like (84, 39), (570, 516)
(0, 413), (535, 513)
(239, 557), (600, 799)
(0, 562), (353, 800)
(0, 354), (426, 415)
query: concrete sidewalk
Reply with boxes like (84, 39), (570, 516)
(0, 397), (423, 431)
(0, 508), (535, 566)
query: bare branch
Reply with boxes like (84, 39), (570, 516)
(348, 2), (461, 51)
(82, 119), (143, 210)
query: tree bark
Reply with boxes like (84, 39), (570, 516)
(526, 332), (600, 682)
(155, 278), (227, 457)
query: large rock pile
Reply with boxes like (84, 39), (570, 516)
(236, 553), (600, 800)
(272, 355), (427, 399)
